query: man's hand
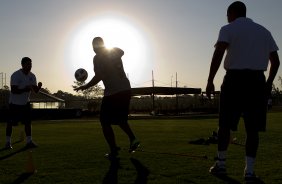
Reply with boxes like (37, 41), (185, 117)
(206, 81), (215, 100)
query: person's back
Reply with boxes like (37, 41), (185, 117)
(221, 17), (277, 70)
(206, 1), (280, 182)
(94, 47), (130, 96)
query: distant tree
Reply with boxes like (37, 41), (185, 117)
(270, 76), (282, 105)
(272, 84), (280, 95)
(40, 88), (51, 94)
(0, 87), (10, 108)
(271, 76), (282, 96)
(278, 76), (282, 88)
(53, 90), (77, 100)
(72, 81), (103, 99)
(53, 90), (86, 109)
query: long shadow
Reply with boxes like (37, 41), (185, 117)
(213, 174), (242, 184)
(130, 158), (150, 184)
(0, 147), (28, 161)
(102, 157), (120, 184)
(0, 139), (24, 153)
(10, 173), (33, 184)
(213, 174), (265, 184)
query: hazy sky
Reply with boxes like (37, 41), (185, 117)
(1, 0), (281, 94)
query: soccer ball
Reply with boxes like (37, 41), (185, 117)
(75, 68), (88, 82)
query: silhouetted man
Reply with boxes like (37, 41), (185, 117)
(74, 37), (140, 159)
(206, 1), (280, 182)
(6, 57), (42, 149)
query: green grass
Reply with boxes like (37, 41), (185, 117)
(0, 112), (282, 183)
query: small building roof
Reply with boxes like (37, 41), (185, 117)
(30, 91), (65, 103)
(131, 87), (201, 96)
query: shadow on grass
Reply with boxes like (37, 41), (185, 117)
(130, 158), (150, 184)
(102, 157), (120, 184)
(0, 147), (28, 161)
(213, 174), (265, 184)
(102, 157), (150, 184)
(0, 138), (25, 153)
(11, 173), (33, 184)
(213, 174), (241, 184)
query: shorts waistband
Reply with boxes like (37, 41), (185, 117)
(226, 69), (264, 75)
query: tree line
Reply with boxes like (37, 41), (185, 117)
(1, 78), (282, 114)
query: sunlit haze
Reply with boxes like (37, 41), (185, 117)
(66, 16), (152, 87)
(0, 1), (281, 94)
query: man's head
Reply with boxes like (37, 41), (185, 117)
(21, 57), (32, 73)
(227, 1), (246, 23)
(92, 37), (105, 53)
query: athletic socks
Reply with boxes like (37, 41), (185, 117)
(216, 151), (227, 167)
(214, 152), (255, 175)
(6, 136), (11, 144)
(26, 136), (32, 144)
(6, 136), (32, 143)
(245, 156), (255, 174)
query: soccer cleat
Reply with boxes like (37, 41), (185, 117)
(25, 141), (38, 149)
(104, 152), (118, 160)
(5, 142), (13, 150)
(209, 162), (227, 175)
(104, 147), (120, 160)
(244, 172), (260, 183)
(129, 138), (140, 153)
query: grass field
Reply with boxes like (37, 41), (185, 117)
(0, 112), (282, 184)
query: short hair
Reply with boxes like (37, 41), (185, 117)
(21, 57), (32, 65)
(227, 1), (246, 17)
(92, 37), (105, 49)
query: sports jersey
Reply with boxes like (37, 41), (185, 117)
(93, 47), (131, 96)
(9, 69), (37, 105)
(217, 17), (279, 70)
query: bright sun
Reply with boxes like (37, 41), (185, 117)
(66, 16), (152, 87)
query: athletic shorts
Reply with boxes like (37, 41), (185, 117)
(219, 70), (267, 132)
(100, 90), (131, 125)
(8, 103), (31, 126)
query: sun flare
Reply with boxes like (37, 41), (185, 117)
(66, 16), (152, 86)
